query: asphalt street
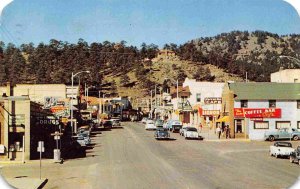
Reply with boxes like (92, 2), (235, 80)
(2, 122), (300, 189)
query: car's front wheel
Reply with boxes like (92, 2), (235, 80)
(269, 135), (275, 142)
(293, 135), (299, 141)
(275, 153), (279, 158)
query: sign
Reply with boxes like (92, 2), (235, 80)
(36, 116), (60, 125)
(234, 108), (281, 118)
(37, 141), (45, 152)
(202, 110), (220, 116)
(9, 114), (25, 126)
(204, 97), (222, 104)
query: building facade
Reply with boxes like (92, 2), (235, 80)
(182, 78), (225, 130)
(222, 82), (300, 140)
(271, 69), (300, 83)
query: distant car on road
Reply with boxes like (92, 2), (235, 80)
(264, 128), (300, 141)
(269, 141), (294, 158)
(103, 120), (113, 129)
(154, 127), (170, 140)
(145, 120), (156, 130)
(290, 146), (300, 165)
(155, 119), (164, 127)
(167, 120), (182, 132)
(141, 117), (148, 124)
(184, 127), (200, 139)
(111, 118), (121, 127)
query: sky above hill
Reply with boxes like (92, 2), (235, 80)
(1, 0), (300, 48)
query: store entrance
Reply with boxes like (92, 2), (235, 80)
(234, 119), (244, 134)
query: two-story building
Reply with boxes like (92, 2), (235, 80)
(183, 78), (225, 129)
(222, 82), (300, 140)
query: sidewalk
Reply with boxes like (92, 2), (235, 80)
(200, 130), (251, 142)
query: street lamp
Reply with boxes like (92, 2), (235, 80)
(70, 70), (90, 134)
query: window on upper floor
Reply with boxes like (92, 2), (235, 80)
(196, 93), (201, 102)
(269, 100), (276, 108)
(241, 100), (248, 108)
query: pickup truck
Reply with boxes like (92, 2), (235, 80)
(264, 128), (300, 141)
(289, 146), (300, 165)
(269, 142), (294, 158)
(167, 120), (183, 133)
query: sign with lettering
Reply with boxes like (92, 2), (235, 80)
(204, 97), (222, 104)
(202, 110), (220, 116)
(234, 108), (281, 118)
(9, 114), (25, 126)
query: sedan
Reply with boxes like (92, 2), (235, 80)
(145, 120), (156, 130)
(154, 128), (170, 140)
(184, 127), (200, 139)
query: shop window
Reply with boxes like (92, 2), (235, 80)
(254, 121), (269, 129)
(297, 100), (300, 109)
(241, 100), (248, 108)
(269, 100), (276, 108)
(276, 121), (291, 129)
(298, 121), (300, 129)
(196, 93), (201, 102)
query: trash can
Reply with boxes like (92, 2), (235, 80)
(53, 149), (61, 161)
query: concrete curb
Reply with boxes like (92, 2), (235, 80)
(205, 139), (251, 142)
(6, 178), (48, 189)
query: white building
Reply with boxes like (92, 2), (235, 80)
(182, 78), (225, 128)
(224, 82), (300, 140)
(271, 69), (300, 83)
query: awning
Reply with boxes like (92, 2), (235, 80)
(216, 116), (229, 122)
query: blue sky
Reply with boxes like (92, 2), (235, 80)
(1, 0), (300, 48)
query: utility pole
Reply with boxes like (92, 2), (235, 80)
(150, 90), (152, 119)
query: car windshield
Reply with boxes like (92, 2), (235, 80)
(187, 128), (197, 132)
(276, 142), (292, 147)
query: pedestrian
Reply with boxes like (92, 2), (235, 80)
(226, 125), (230, 139)
(199, 123), (203, 133)
(216, 126), (221, 139)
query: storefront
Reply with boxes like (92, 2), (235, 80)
(222, 82), (300, 140)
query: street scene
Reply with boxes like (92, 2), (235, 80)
(1, 0), (300, 189)
(1, 122), (300, 189)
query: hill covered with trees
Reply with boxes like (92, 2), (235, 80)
(1, 30), (300, 97)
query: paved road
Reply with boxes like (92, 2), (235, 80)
(2, 122), (300, 189)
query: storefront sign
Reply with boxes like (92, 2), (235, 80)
(202, 110), (220, 116)
(234, 108), (281, 118)
(9, 114), (25, 126)
(204, 97), (222, 104)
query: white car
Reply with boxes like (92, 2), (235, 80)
(145, 120), (156, 130)
(184, 127), (199, 139)
(141, 117), (148, 124)
(270, 142), (294, 158)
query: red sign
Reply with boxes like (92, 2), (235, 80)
(202, 110), (220, 116)
(198, 108), (203, 116)
(234, 108), (281, 118)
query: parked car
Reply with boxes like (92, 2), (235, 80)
(77, 132), (91, 145)
(145, 120), (156, 130)
(111, 118), (121, 127)
(154, 127), (170, 140)
(264, 128), (300, 141)
(269, 141), (294, 158)
(290, 146), (300, 165)
(103, 120), (113, 129)
(141, 117), (148, 124)
(184, 127), (200, 139)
